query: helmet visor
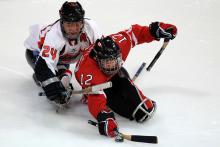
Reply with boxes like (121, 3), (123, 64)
(99, 55), (123, 75)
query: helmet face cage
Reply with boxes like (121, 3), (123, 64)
(98, 54), (123, 75)
(61, 22), (84, 40)
(59, 1), (85, 40)
(94, 37), (123, 75)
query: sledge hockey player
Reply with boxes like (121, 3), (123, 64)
(24, 1), (102, 105)
(74, 22), (177, 137)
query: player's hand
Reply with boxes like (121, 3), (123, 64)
(60, 69), (72, 88)
(149, 22), (177, 40)
(97, 110), (118, 137)
(42, 79), (69, 104)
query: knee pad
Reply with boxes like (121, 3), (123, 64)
(132, 99), (156, 122)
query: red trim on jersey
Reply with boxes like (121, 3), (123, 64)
(75, 24), (156, 120)
(38, 36), (45, 49)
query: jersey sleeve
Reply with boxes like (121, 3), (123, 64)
(124, 24), (155, 47)
(24, 24), (42, 51)
(87, 93), (109, 118)
(110, 24), (156, 61)
(39, 23), (65, 75)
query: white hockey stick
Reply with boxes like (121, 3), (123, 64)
(71, 82), (112, 95)
(38, 82), (112, 96)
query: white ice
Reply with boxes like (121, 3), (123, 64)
(0, 0), (220, 147)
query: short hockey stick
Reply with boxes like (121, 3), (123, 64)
(132, 62), (146, 81)
(38, 81), (112, 96)
(146, 39), (170, 71)
(88, 120), (158, 144)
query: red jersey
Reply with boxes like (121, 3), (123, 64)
(74, 24), (155, 119)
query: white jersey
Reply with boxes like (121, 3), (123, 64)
(24, 19), (102, 74)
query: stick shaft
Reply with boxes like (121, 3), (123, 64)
(39, 82), (112, 96)
(146, 39), (169, 71)
(88, 120), (158, 144)
(132, 62), (146, 81)
(72, 82), (112, 95)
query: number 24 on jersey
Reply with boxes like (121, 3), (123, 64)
(41, 45), (57, 60)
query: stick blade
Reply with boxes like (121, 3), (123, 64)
(131, 135), (158, 144)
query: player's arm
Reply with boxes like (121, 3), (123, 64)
(34, 44), (68, 104)
(75, 65), (118, 138)
(124, 22), (177, 47)
(85, 19), (103, 43)
(87, 93), (118, 138)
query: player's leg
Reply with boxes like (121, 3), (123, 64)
(118, 66), (131, 80)
(25, 49), (39, 69)
(105, 73), (156, 122)
(25, 49), (41, 86)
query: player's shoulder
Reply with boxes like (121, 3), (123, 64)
(83, 18), (103, 42)
(76, 57), (108, 86)
(110, 30), (131, 45)
(44, 20), (65, 49)
(83, 19), (100, 33)
(45, 20), (62, 38)
(84, 19), (98, 27)
(76, 47), (105, 77)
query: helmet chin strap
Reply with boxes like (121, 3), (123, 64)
(60, 20), (84, 41)
(66, 33), (80, 40)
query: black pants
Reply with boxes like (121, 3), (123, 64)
(104, 68), (150, 121)
(25, 49), (39, 69)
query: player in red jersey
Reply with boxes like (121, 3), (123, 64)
(75, 22), (177, 137)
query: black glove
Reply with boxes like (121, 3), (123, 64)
(97, 110), (118, 137)
(42, 79), (69, 104)
(149, 22), (177, 40)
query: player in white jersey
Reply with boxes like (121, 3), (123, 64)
(24, 1), (102, 105)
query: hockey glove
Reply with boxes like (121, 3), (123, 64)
(149, 22), (177, 40)
(97, 110), (118, 137)
(42, 77), (69, 104)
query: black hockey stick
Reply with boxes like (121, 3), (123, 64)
(132, 62), (146, 81)
(146, 39), (170, 71)
(88, 120), (158, 144)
